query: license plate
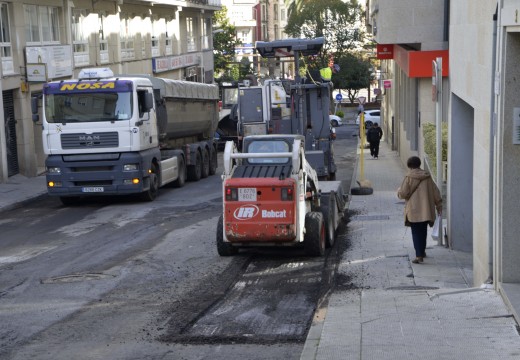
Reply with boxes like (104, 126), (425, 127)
(82, 187), (104, 193)
(238, 188), (257, 201)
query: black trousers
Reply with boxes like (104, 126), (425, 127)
(410, 221), (429, 258)
(369, 140), (380, 157)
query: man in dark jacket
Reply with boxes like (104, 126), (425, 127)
(367, 122), (383, 158)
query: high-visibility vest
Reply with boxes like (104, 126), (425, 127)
(320, 67), (332, 81)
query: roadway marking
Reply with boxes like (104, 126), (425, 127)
(0, 246), (56, 264)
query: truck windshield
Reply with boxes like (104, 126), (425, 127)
(44, 92), (133, 123)
(222, 88), (238, 108)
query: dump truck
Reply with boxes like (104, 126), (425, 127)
(31, 67), (219, 205)
(216, 134), (346, 256)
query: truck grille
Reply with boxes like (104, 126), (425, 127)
(61, 132), (119, 149)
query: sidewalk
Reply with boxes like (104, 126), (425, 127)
(0, 174), (47, 213)
(301, 141), (520, 359)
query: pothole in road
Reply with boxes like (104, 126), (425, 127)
(40, 273), (117, 284)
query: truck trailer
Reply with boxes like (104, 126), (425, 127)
(32, 68), (219, 205)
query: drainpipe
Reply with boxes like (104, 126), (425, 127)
(486, 5), (499, 285)
(443, 0), (450, 42)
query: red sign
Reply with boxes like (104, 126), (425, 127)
(383, 79), (392, 89)
(377, 44), (394, 59)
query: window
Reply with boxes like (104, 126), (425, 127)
(165, 18), (175, 55)
(201, 18), (210, 50)
(186, 17), (196, 52)
(151, 18), (160, 57)
(274, 4), (278, 20)
(120, 16), (135, 60)
(72, 9), (89, 66)
(24, 5), (60, 44)
(0, 3), (13, 75)
(98, 15), (108, 63)
(248, 140), (289, 164)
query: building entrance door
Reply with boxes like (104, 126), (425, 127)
(3, 90), (18, 176)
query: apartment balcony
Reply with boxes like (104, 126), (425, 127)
(368, 0), (446, 50)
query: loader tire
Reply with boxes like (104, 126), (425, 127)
(304, 212), (326, 257)
(216, 215), (238, 256)
(321, 195), (337, 248)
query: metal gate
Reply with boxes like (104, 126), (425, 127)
(3, 90), (18, 176)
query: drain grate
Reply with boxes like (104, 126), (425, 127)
(352, 215), (390, 221)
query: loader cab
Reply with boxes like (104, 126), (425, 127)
(247, 139), (290, 164)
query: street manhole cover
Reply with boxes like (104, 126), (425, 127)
(41, 273), (116, 284)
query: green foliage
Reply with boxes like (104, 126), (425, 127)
(333, 53), (373, 103)
(213, 7), (241, 76)
(284, 0), (365, 70)
(335, 110), (344, 118)
(239, 57), (253, 78)
(423, 122), (448, 177)
(214, 64), (240, 83)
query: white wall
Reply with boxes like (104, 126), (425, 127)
(449, 0), (496, 285)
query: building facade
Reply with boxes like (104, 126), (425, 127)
(0, 0), (220, 183)
(368, 0), (520, 322)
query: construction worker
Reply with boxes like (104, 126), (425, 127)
(319, 61), (340, 82)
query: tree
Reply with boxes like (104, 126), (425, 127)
(333, 53), (374, 103)
(239, 57), (254, 79)
(212, 6), (241, 76)
(284, 0), (365, 70)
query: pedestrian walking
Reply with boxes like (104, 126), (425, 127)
(367, 122), (383, 158)
(397, 156), (442, 264)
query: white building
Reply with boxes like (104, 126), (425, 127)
(0, 0), (220, 183)
(367, 0), (520, 322)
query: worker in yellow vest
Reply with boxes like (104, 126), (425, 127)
(319, 60), (340, 82)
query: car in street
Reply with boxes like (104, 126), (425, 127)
(329, 114), (343, 127)
(356, 109), (380, 125)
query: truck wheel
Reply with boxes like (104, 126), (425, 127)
(172, 157), (186, 188)
(187, 151), (202, 181)
(216, 215), (238, 256)
(304, 212), (326, 257)
(60, 196), (79, 206)
(201, 148), (210, 179)
(209, 148), (218, 175)
(321, 196), (337, 248)
(141, 163), (159, 201)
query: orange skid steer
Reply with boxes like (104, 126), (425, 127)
(216, 135), (346, 256)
